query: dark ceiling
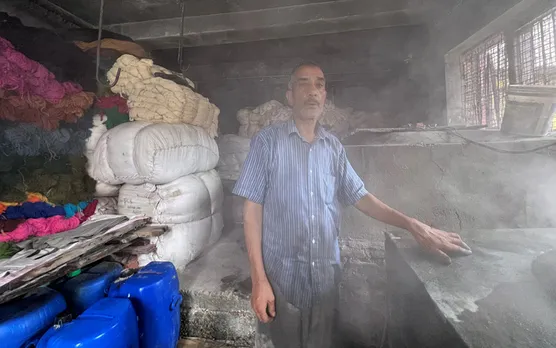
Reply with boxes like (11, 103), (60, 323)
(20, 0), (460, 49)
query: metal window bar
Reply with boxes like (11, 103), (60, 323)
(515, 8), (556, 86)
(460, 33), (509, 128)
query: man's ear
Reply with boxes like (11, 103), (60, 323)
(286, 89), (294, 107)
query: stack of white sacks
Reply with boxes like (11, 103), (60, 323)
(88, 56), (224, 270)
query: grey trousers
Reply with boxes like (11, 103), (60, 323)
(254, 269), (340, 348)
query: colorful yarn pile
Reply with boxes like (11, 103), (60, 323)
(0, 91), (94, 129)
(0, 123), (89, 156)
(0, 20), (100, 206)
(0, 37), (83, 103)
(0, 198), (98, 243)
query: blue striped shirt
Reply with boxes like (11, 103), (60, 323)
(233, 119), (368, 309)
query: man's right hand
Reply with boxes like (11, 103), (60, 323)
(251, 279), (276, 323)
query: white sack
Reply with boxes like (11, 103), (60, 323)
(89, 122), (219, 185)
(137, 212), (223, 270)
(117, 170), (223, 224)
(94, 197), (118, 215)
(216, 134), (250, 181)
(95, 182), (121, 197)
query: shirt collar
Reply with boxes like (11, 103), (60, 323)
(286, 119), (331, 141)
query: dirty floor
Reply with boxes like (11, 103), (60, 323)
(179, 338), (240, 347)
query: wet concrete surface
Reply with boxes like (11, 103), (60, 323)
(387, 228), (556, 348)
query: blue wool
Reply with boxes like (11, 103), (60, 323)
(63, 201), (89, 218)
(3, 202), (65, 219)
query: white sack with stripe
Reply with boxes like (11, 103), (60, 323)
(89, 122), (219, 185)
(117, 170), (223, 224)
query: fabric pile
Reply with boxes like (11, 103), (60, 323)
(106, 54), (219, 137)
(0, 194), (98, 257)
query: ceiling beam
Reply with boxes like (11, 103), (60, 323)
(105, 1), (423, 49)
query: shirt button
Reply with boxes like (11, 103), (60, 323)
(312, 262), (315, 266)
(311, 215), (315, 220)
(310, 191), (314, 196)
(312, 239), (316, 244)
(309, 170), (313, 174)
(310, 148), (312, 152)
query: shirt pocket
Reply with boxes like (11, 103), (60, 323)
(321, 173), (336, 204)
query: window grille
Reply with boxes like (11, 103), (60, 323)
(460, 34), (509, 128)
(515, 8), (556, 86)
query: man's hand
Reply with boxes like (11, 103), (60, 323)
(251, 279), (276, 323)
(408, 220), (472, 265)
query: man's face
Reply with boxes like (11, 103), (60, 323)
(286, 65), (327, 121)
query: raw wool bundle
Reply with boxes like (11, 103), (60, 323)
(216, 134), (251, 181)
(90, 122), (219, 185)
(237, 100), (290, 138)
(0, 37), (83, 103)
(237, 100), (357, 138)
(0, 91), (94, 130)
(95, 182), (120, 197)
(107, 55), (219, 137)
(137, 212), (224, 270)
(117, 170), (223, 224)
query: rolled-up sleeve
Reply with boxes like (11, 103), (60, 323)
(337, 148), (368, 206)
(232, 133), (269, 205)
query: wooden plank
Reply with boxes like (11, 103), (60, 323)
(0, 217), (149, 294)
(0, 242), (131, 304)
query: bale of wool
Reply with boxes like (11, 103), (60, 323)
(117, 169), (223, 224)
(216, 134), (251, 181)
(106, 55), (220, 137)
(137, 212), (223, 270)
(95, 197), (118, 215)
(90, 122), (219, 185)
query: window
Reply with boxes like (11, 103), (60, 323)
(460, 34), (508, 128)
(515, 8), (556, 86)
(447, 3), (556, 129)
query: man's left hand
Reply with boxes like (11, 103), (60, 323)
(408, 220), (472, 265)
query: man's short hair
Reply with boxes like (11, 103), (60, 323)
(288, 61), (323, 90)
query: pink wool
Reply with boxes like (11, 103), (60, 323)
(0, 215), (80, 243)
(0, 37), (82, 104)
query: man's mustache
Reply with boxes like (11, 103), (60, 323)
(304, 98), (320, 106)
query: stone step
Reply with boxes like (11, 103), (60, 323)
(178, 227), (256, 347)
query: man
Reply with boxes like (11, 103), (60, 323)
(233, 62), (472, 348)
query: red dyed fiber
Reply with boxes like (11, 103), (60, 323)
(0, 200), (97, 243)
(95, 95), (128, 114)
(0, 215), (80, 242)
(0, 91), (94, 130)
(0, 37), (82, 103)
